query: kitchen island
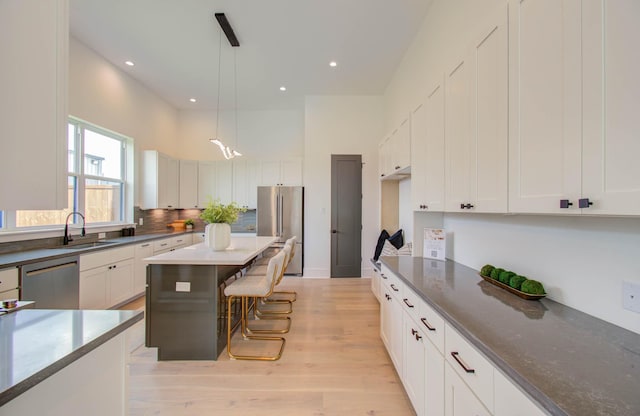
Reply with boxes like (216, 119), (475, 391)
(0, 309), (143, 415)
(144, 236), (276, 360)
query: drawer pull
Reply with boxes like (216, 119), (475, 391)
(403, 298), (414, 308)
(451, 351), (475, 374)
(381, 274), (388, 280)
(390, 284), (399, 292)
(141, 243), (150, 248)
(421, 317), (436, 331)
(411, 328), (422, 340)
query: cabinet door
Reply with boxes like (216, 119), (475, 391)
(494, 370), (548, 416)
(246, 160), (259, 209)
(0, 0), (68, 210)
(423, 80), (446, 211)
(197, 161), (216, 207)
(215, 161), (233, 204)
(0, 289), (20, 301)
(158, 153), (179, 208)
(380, 288), (393, 352)
(133, 242), (153, 295)
(394, 117), (411, 171)
(403, 317), (425, 416)
(445, 56), (473, 212)
(260, 161), (281, 186)
(80, 267), (108, 310)
(425, 336), (445, 416)
(470, 6), (508, 213)
(509, 0), (582, 214)
(233, 160), (249, 208)
(108, 259), (134, 307)
(445, 362), (491, 416)
(389, 295), (404, 376)
(179, 160), (199, 208)
(379, 138), (392, 179)
(582, 0), (640, 215)
(280, 160), (303, 186)
(411, 102), (429, 211)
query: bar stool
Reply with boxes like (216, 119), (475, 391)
(224, 250), (287, 361)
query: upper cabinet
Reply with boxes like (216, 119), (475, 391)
(411, 78), (446, 212)
(0, 0), (68, 210)
(142, 151), (179, 209)
(380, 116), (411, 180)
(179, 160), (199, 209)
(445, 6), (508, 213)
(233, 160), (258, 209)
(259, 159), (303, 186)
(508, 0), (583, 214)
(581, 0), (640, 215)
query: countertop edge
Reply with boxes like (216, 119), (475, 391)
(0, 310), (143, 407)
(380, 257), (566, 416)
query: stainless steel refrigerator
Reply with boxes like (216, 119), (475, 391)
(256, 186), (303, 275)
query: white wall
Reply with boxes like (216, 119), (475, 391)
(398, 178), (413, 244)
(385, 0), (640, 333)
(69, 37), (179, 207)
(176, 109), (304, 161)
(304, 96), (383, 277)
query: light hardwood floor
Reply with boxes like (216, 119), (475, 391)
(125, 277), (415, 416)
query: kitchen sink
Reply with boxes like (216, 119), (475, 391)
(60, 241), (117, 250)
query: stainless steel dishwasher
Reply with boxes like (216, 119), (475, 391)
(21, 256), (80, 309)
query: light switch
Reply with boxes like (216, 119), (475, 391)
(176, 281), (191, 292)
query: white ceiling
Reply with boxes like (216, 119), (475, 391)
(70, 0), (432, 111)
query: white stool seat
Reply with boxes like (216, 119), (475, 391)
(224, 276), (269, 297)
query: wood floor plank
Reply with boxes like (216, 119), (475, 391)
(126, 277), (415, 415)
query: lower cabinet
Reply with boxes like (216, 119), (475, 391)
(371, 266), (381, 302)
(0, 267), (19, 301)
(380, 267), (547, 416)
(133, 242), (153, 295)
(445, 362), (491, 416)
(79, 247), (134, 309)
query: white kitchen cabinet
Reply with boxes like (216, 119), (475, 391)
(371, 266), (381, 302)
(403, 316), (426, 416)
(142, 150), (179, 209)
(79, 246), (134, 309)
(391, 117), (411, 173)
(446, 7), (508, 214)
(260, 159), (303, 186)
(179, 160), (199, 208)
(197, 161), (217, 207)
(424, 332), (445, 416)
(0, 0), (68, 211)
(508, 0), (582, 214)
(216, 161), (234, 204)
(233, 160), (258, 209)
(581, 0), (640, 215)
(378, 137), (392, 179)
(379, 272), (403, 376)
(133, 241), (153, 295)
(0, 268), (20, 301)
(445, 362), (491, 416)
(494, 370), (549, 416)
(412, 79), (446, 211)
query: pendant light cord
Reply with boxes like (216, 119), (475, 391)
(215, 28), (222, 140)
(234, 47), (239, 151)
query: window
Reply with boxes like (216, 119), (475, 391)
(5, 119), (131, 229)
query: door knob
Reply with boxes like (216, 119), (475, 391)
(578, 198), (593, 208)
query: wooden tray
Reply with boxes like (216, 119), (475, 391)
(478, 273), (546, 300)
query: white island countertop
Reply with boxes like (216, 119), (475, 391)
(143, 236), (277, 265)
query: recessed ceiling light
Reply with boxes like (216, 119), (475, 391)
(125, 60), (134, 66)
(279, 86), (287, 91)
(329, 61), (337, 67)
(189, 98), (197, 103)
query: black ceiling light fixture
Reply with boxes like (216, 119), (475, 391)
(209, 12), (242, 159)
(215, 13), (240, 47)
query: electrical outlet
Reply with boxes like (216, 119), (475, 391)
(139, 218), (144, 226)
(622, 281), (640, 313)
(98, 232), (106, 239)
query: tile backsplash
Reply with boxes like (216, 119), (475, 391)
(134, 207), (256, 234)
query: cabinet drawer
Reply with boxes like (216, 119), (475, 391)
(418, 296), (445, 354)
(0, 288), (20, 301)
(445, 323), (495, 412)
(380, 265), (403, 299)
(171, 235), (189, 248)
(80, 246), (134, 271)
(0, 268), (19, 292)
(401, 285), (420, 321)
(153, 238), (173, 253)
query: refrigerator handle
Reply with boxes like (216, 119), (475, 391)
(278, 194), (284, 236)
(276, 194), (281, 237)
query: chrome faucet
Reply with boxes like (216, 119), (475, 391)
(63, 212), (86, 245)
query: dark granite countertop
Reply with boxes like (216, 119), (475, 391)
(379, 256), (640, 416)
(0, 309), (143, 406)
(0, 231), (192, 269)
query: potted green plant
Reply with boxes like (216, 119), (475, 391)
(199, 199), (246, 250)
(183, 218), (194, 231)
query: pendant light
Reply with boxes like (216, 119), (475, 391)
(209, 13), (241, 159)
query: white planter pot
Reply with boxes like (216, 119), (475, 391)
(205, 223), (231, 251)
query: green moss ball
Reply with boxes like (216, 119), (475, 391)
(490, 268), (504, 280)
(498, 270), (516, 285)
(520, 279), (546, 295)
(480, 264), (495, 277)
(509, 275), (527, 290)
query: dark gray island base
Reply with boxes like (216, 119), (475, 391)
(146, 264), (244, 360)
(379, 256), (640, 416)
